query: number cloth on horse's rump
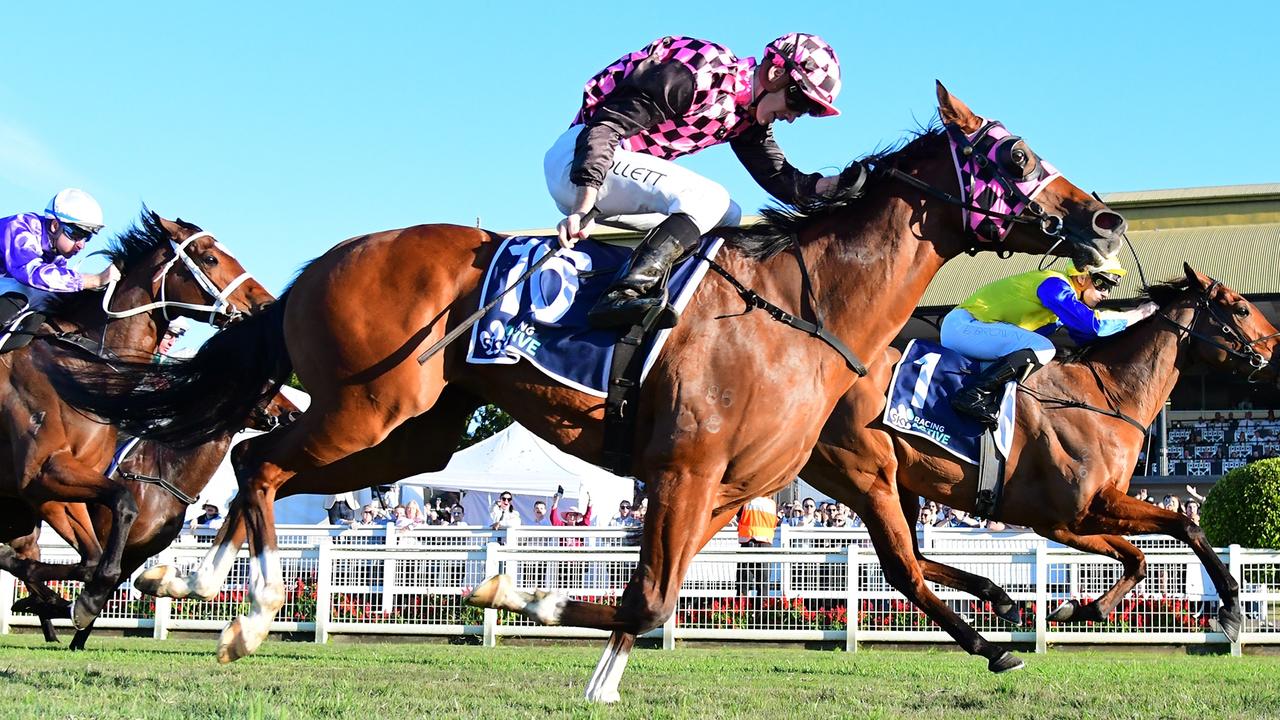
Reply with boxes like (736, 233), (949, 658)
(466, 235), (723, 396)
(882, 339), (1017, 464)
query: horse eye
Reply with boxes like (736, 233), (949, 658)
(1235, 306), (1250, 318)
(202, 254), (218, 265)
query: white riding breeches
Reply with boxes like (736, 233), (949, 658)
(940, 308), (1058, 365)
(544, 124), (742, 235)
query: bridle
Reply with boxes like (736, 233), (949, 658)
(1160, 280), (1279, 381)
(99, 231), (254, 325)
(876, 119), (1122, 257)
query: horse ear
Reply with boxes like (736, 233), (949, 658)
(937, 81), (983, 134)
(156, 215), (188, 241)
(1183, 262), (1210, 289)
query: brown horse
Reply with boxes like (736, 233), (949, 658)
(802, 264), (1280, 670)
(4, 391), (300, 648)
(0, 210), (271, 629)
(50, 84), (1123, 699)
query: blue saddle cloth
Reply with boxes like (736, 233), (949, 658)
(882, 339), (1016, 465)
(465, 234), (724, 397)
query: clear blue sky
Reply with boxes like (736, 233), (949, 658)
(4, 1), (1276, 347)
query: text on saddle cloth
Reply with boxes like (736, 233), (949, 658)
(882, 339), (1016, 465)
(466, 234), (724, 397)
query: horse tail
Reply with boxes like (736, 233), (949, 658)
(50, 294), (294, 447)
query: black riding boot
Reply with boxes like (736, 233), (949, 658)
(587, 213), (701, 329)
(952, 349), (1043, 427)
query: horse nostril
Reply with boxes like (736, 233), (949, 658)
(1092, 210), (1127, 237)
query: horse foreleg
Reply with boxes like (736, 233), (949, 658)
(1074, 486), (1242, 641)
(23, 457), (137, 629)
(582, 502), (740, 703)
(136, 500), (246, 600)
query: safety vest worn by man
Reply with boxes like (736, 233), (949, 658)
(737, 496), (779, 544)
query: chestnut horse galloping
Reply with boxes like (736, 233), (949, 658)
(803, 265), (1279, 668)
(0, 211), (272, 629)
(51, 85), (1122, 700)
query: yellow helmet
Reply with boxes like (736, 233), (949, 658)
(1066, 256), (1127, 278)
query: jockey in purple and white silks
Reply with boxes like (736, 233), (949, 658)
(940, 257), (1158, 425)
(0, 189), (118, 313)
(544, 33), (851, 328)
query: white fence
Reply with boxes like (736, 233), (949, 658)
(2, 525), (1277, 655)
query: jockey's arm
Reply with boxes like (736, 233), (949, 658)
(729, 123), (824, 204)
(569, 61), (695, 191)
(1036, 276), (1126, 342)
(5, 220), (86, 293)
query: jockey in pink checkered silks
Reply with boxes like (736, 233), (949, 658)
(544, 33), (845, 328)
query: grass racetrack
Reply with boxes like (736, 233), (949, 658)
(2, 636), (1279, 719)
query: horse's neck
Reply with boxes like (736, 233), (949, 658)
(803, 174), (964, 366)
(1074, 304), (1194, 427)
(66, 283), (162, 357)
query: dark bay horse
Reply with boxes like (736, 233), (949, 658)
(0, 210), (271, 629)
(4, 391), (300, 648)
(802, 264), (1280, 670)
(50, 84), (1123, 699)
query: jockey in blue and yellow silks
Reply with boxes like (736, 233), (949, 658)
(940, 257), (1157, 425)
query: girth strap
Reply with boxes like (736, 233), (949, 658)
(974, 429), (1005, 520)
(699, 255), (868, 377)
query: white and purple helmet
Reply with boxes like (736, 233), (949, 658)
(764, 33), (841, 117)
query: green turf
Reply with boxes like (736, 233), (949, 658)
(0, 635), (1277, 719)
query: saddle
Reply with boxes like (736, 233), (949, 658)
(0, 293), (46, 354)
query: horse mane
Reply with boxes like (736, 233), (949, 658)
(1057, 277), (1195, 364)
(718, 120), (946, 260)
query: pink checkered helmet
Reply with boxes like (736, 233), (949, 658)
(764, 33), (841, 117)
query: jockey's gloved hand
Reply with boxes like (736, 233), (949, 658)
(834, 162), (868, 198)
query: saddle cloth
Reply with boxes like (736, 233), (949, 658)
(882, 339), (1016, 465)
(465, 234), (724, 397)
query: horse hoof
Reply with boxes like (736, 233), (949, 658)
(1048, 600), (1080, 622)
(465, 575), (521, 611)
(988, 651), (1025, 673)
(585, 688), (621, 704)
(1217, 606), (1243, 643)
(994, 602), (1023, 625)
(217, 617), (258, 664)
(72, 595), (102, 631)
(136, 565), (183, 598)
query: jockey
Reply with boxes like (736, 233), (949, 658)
(941, 258), (1158, 425)
(546, 33), (854, 328)
(0, 189), (120, 318)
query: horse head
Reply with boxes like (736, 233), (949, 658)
(140, 211), (275, 327)
(1149, 263), (1280, 384)
(934, 82), (1125, 269)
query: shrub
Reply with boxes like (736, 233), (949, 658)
(1201, 457), (1280, 549)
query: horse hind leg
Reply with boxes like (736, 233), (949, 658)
(1041, 529), (1145, 623)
